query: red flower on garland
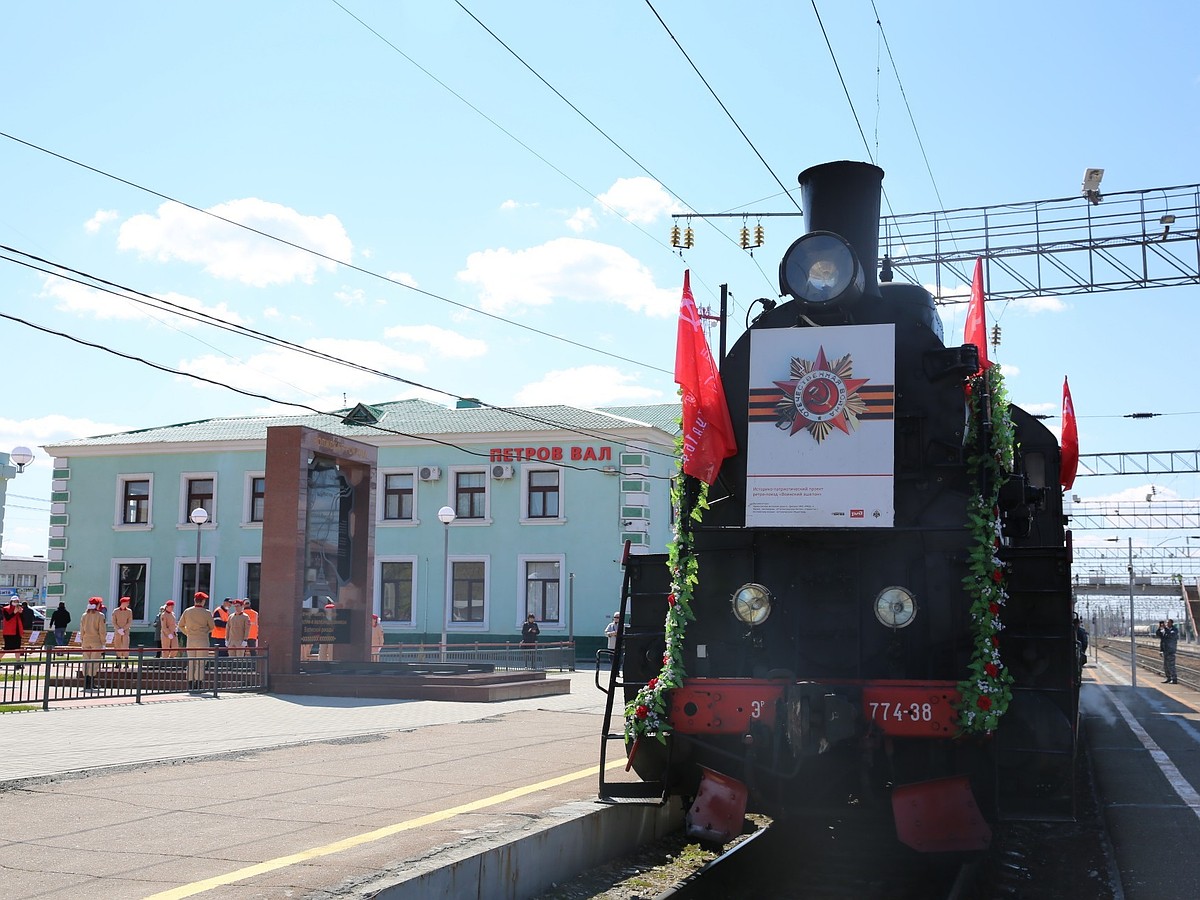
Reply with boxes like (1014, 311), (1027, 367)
(647, 677), (658, 691)
(991, 569), (1003, 583)
(636, 705), (649, 719)
(991, 635), (1000, 647)
(667, 593), (677, 607)
(985, 663), (999, 677)
(976, 695), (992, 710)
(989, 603), (1000, 616)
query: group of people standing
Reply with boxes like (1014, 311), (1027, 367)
(1156, 618), (1180, 684)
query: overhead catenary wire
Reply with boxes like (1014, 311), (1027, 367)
(327, 1), (759, 310)
(0, 130), (671, 378)
(0, 245), (682, 464)
(0, 308), (677, 480)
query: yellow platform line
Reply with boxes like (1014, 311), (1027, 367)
(144, 759), (629, 899)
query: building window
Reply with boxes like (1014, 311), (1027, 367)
(454, 471), (486, 519)
(383, 473), (414, 521)
(116, 562), (149, 622)
(249, 477), (266, 523)
(527, 470), (560, 518)
(0, 574), (13, 587)
(451, 560), (486, 622)
(525, 560), (561, 622)
(15, 574), (37, 588)
(185, 477), (214, 522)
(183, 560), (211, 601)
(243, 561), (261, 606)
(380, 560), (415, 623)
(123, 479), (150, 524)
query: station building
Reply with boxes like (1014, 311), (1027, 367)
(40, 399), (679, 654)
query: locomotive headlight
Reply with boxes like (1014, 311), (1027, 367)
(778, 231), (865, 307)
(731, 583), (773, 626)
(874, 586), (917, 630)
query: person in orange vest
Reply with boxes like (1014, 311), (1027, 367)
(371, 613), (384, 663)
(159, 600), (179, 658)
(242, 599), (260, 655)
(111, 595), (133, 664)
(211, 598), (232, 657)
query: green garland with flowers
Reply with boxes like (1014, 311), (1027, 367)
(625, 436), (700, 743)
(955, 364), (1017, 735)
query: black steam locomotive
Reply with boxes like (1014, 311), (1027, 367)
(599, 162), (1076, 853)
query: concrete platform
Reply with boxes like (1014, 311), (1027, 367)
(0, 668), (655, 899)
(1084, 650), (1200, 898)
(271, 669), (573, 701)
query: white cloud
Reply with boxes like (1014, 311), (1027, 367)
(118, 198), (352, 287)
(386, 271), (418, 288)
(597, 177), (682, 223)
(38, 276), (247, 326)
(514, 365), (663, 407)
(384, 324), (486, 359)
(180, 339), (428, 409)
(1022, 401), (1056, 416)
(458, 237), (677, 316)
(84, 209), (119, 233)
(566, 208), (597, 233)
(1011, 295), (1068, 314)
(334, 287), (368, 307)
(2, 413), (132, 452)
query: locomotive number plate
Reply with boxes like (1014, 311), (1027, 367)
(861, 683), (959, 737)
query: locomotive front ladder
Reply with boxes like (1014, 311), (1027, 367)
(596, 551), (668, 803)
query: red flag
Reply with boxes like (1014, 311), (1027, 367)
(964, 258), (991, 374)
(1060, 376), (1079, 489)
(675, 270), (736, 484)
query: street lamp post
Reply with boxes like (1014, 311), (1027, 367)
(437, 506), (456, 659)
(190, 507), (208, 597)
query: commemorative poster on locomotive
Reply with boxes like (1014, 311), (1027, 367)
(745, 323), (895, 528)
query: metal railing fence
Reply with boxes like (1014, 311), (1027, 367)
(376, 641), (575, 672)
(0, 646), (268, 710)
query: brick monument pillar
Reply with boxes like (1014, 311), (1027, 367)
(260, 426), (376, 677)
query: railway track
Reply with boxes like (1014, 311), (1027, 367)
(1095, 637), (1200, 687)
(653, 813), (977, 900)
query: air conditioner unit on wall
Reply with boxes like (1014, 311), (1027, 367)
(418, 466), (441, 482)
(491, 463), (514, 480)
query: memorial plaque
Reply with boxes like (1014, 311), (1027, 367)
(301, 609), (353, 644)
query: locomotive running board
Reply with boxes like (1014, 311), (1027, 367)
(892, 775), (992, 852)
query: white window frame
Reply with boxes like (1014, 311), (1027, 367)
(519, 465), (566, 524)
(175, 554), (213, 603)
(115, 473), (154, 531)
(448, 466), (491, 525)
(376, 554), (419, 628)
(238, 556), (262, 602)
(446, 554), (490, 631)
(180, 472), (218, 527)
(243, 471), (266, 528)
(110, 557), (152, 625)
(377, 467), (420, 527)
(517, 554), (566, 630)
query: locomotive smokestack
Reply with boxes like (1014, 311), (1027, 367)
(797, 161), (884, 299)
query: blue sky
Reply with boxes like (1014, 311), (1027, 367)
(3, 1), (1200, 579)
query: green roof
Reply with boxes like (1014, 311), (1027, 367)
(45, 399), (681, 450)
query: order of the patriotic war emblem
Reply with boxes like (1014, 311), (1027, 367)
(773, 346), (870, 443)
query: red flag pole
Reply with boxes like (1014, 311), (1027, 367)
(1060, 377), (1079, 489)
(964, 258), (991, 374)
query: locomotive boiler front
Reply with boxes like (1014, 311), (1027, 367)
(612, 159), (1075, 853)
